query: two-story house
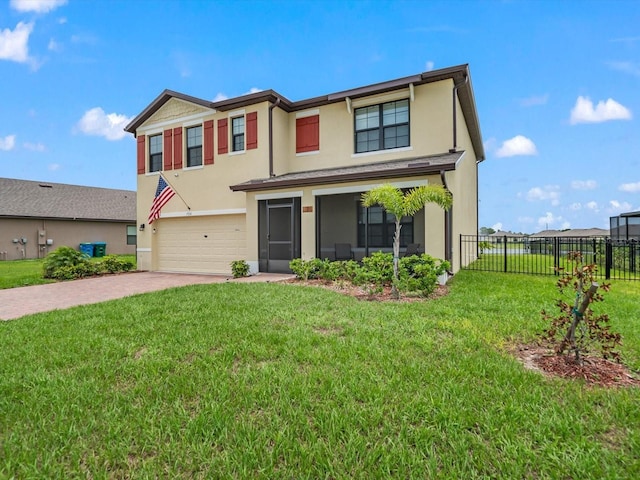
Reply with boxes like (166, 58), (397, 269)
(125, 64), (484, 275)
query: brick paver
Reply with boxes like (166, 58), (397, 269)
(0, 272), (294, 321)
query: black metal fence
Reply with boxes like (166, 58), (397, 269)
(460, 235), (640, 281)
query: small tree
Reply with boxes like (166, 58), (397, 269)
(361, 184), (452, 299)
(541, 252), (621, 364)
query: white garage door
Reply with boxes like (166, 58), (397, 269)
(156, 215), (246, 274)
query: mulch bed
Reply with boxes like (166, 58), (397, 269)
(511, 343), (640, 389)
(283, 278), (448, 302)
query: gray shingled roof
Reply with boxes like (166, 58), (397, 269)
(0, 178), (136, 222)
(230, 151), (464, 192)
(530, 228), (609, 238)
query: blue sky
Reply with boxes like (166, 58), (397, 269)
(1, 0), (638, 233)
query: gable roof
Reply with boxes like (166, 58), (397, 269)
(529, 228), (609, 238)
(0, 178), (136, 222)
(230, 151), (464, 192)
(124, 64), (484, 161)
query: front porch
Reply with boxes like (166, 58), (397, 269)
(316, 193), (425, 261)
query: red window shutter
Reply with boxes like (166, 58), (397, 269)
(136, 135), (146, 174)
(204, 120), (214, 165)
(163, 129), (173, 171)
(218, 118), (228, 154)
(296, 115), (319, 153)
(173, 127), (183, 169)
(246, 111), (258, 150)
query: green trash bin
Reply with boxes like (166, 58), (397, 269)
(79, 243), (94, 257)
(93, 242), (106, 257)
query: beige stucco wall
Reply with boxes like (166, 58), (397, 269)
(0, 218), (135, 261)
(283, 79), (455, 174)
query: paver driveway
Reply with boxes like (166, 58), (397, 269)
(0, 271), (294, 321)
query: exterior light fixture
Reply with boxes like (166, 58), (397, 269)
(139, 224), (145, 231)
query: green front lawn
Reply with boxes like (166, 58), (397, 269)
(0, 255), (136, 289)
(1, 271), (638, 478)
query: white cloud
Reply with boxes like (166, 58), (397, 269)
(607, 61), (640, 77)
(492, 222), (503, 231)
(517, 216), (534, 224)
(537, 211), (564, 229)
(526, 185), (560, 205)
(23, 141), (45, 151)
(0, 135), (17, 151)
(608, 200), (632, 214)
(569, 202), (582, 211)
(570, 180), (597, 190)
(48, 163), (60, 171)
(245, 87), (263, 95)
(10, 0), (67, 13)
(213, 93), (228, 102)
(619, 181), (640, 193)
(0, 22), (33, 63)
(495, 135), (538, 158)
(585, 201), (599, 212)
(570, 96), (632, 124)
(75, 107), (132, 141)
(425, 60), (435, 71)
(48, 38), (61, 52)
(519, 94), (548, 107)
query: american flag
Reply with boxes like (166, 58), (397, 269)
(148, 175), (175, 224)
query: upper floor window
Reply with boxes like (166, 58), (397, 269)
(186, 125), (202, 167)
(149, 134), (162, 172)
(354, 99), (409, 154)
(232, 116), (245, 152)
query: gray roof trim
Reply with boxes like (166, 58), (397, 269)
(125, 65), (485, 161)
(229, 151), (463, 192)
(620, 210), (640, 217)
(0, 177), (136, 221)
(124, 89), (215, 134)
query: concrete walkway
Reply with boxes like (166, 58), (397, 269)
(0, 271), (294, 321)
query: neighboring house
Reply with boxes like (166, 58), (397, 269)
(530, 228), (609, 238)
(610, 211), (640, 241)
(0, 178), (136, 261)
(125, 64), (485, 275)
(488, 230), (525, 242)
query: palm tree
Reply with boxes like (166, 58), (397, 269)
(361, 184), (452, 299)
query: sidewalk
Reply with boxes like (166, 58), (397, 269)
(0, 271), (294, 321)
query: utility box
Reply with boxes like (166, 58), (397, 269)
(38, 230), (46, 245)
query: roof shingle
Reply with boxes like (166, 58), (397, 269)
(0, 178), (136, 221)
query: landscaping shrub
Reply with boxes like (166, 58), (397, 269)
(399, 254), (450, 296)
(230, 260), (250, 278)
(99, 255), (135, 274)
(290, 252), (449, 298)
(43, 246), (91, 279)
(289, 258), (323, 281)
(50, 262), (100, 280)
(44, 248), (134, 280)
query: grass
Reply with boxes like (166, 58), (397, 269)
(0, 255), (136, 289)
(0, 271), (639, 478)
(468, 252), (640, 281)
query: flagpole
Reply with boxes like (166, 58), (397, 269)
(160, 174), (191, 210)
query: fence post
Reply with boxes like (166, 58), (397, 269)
(503, 235), (507, 273)
(605, 240), (612, 280)
(553, 237), (560, 276)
